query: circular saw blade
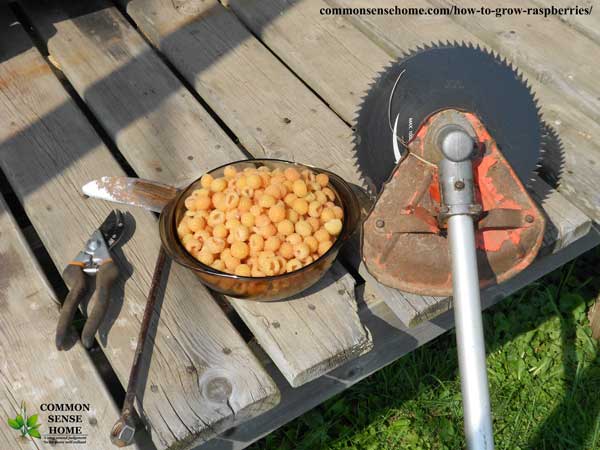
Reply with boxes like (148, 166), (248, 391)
(355, 42), (542, 193)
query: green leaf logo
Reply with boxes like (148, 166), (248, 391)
(6, 402), (41, 439)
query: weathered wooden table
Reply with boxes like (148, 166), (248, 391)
(1, 1), (598, 449)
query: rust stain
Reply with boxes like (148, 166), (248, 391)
(0, 63), (51, 90)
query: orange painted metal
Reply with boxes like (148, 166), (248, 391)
(362, 110), (545, 296)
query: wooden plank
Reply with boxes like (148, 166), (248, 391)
(0, 10), (278, 450)
(327, 0), (600, 224)
(589, 293), (600, 340)
(0, 195), (131, 450)
(225, 0), (594, 325)
(531, 0), (600, 45)
(22, 0), (242, 188)
(198, 228), (600, 449)
(231, 263), (371, 387)
(120, 0), (361, 185)
(530, 176), (592, 253)
(227, 0), (391, 123)
(22, 0), (372, 389)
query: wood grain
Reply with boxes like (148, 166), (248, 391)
(227, 0), (391, 123)
(532, 0), (600, 45)
(21, 0), (373, 389)
(229, 263), (372, 387)
(118, 0), (421, 335)
(119, 0), (361, 185)
(22, 0), (242, 188)
(0, 10), (278, 450)
(0, 195), (132, 450)
(530, 176), (592, 254)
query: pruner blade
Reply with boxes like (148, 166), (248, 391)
(99, 210), (126, 249)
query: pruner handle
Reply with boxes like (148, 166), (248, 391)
(56, 263), (88, 350)
(81, 260), (119, 348)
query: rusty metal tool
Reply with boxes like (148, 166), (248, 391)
(110, 245), (168, 447)
(56, 210), (125, 350)
(355, 43), (546, 450)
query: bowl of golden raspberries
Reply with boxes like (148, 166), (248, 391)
(159, 159), (360, 301)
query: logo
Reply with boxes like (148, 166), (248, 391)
(7, 401), (41, 439)
(6, 401), (91, 445)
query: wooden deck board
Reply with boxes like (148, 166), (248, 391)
(21, 0), (372, 389)
(0, 10), (278, 450)
(231, 263), (371, 387)
(120, 0), (362, 185)
(226, 0), (593, 325)
(22, 0), (241, 188)
(535, 0), (600, 44)
(227, 0), (391, 124)
(140, 0), (436, 330)
(328, 0), (600, 224)
(0, 194), (130, 450)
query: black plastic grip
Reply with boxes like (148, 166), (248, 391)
(56, 264), (88, 350)
(81, 261), (119, 349)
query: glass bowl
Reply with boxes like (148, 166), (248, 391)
(159, 159), (361, 301)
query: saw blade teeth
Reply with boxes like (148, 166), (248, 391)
(399, 48), (412, 59)
(425, 41), (437, 51)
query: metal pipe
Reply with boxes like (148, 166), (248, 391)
(448, 210), (495, 450)
(436, 122), (495, 450)
(110, 245), (168, 447)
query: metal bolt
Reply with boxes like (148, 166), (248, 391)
(87, 239), (100, 251)
(454, 180), (465, 190)
(375, 219), (385, 229)
(525, 215), (535, 223)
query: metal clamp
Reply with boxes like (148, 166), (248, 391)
(437, 124), (483, 222)
(73, 230), (112, 274)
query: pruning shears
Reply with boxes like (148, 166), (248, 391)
(55, 210), (125, 350)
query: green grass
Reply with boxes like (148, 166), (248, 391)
(250, 247), (600, 450)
